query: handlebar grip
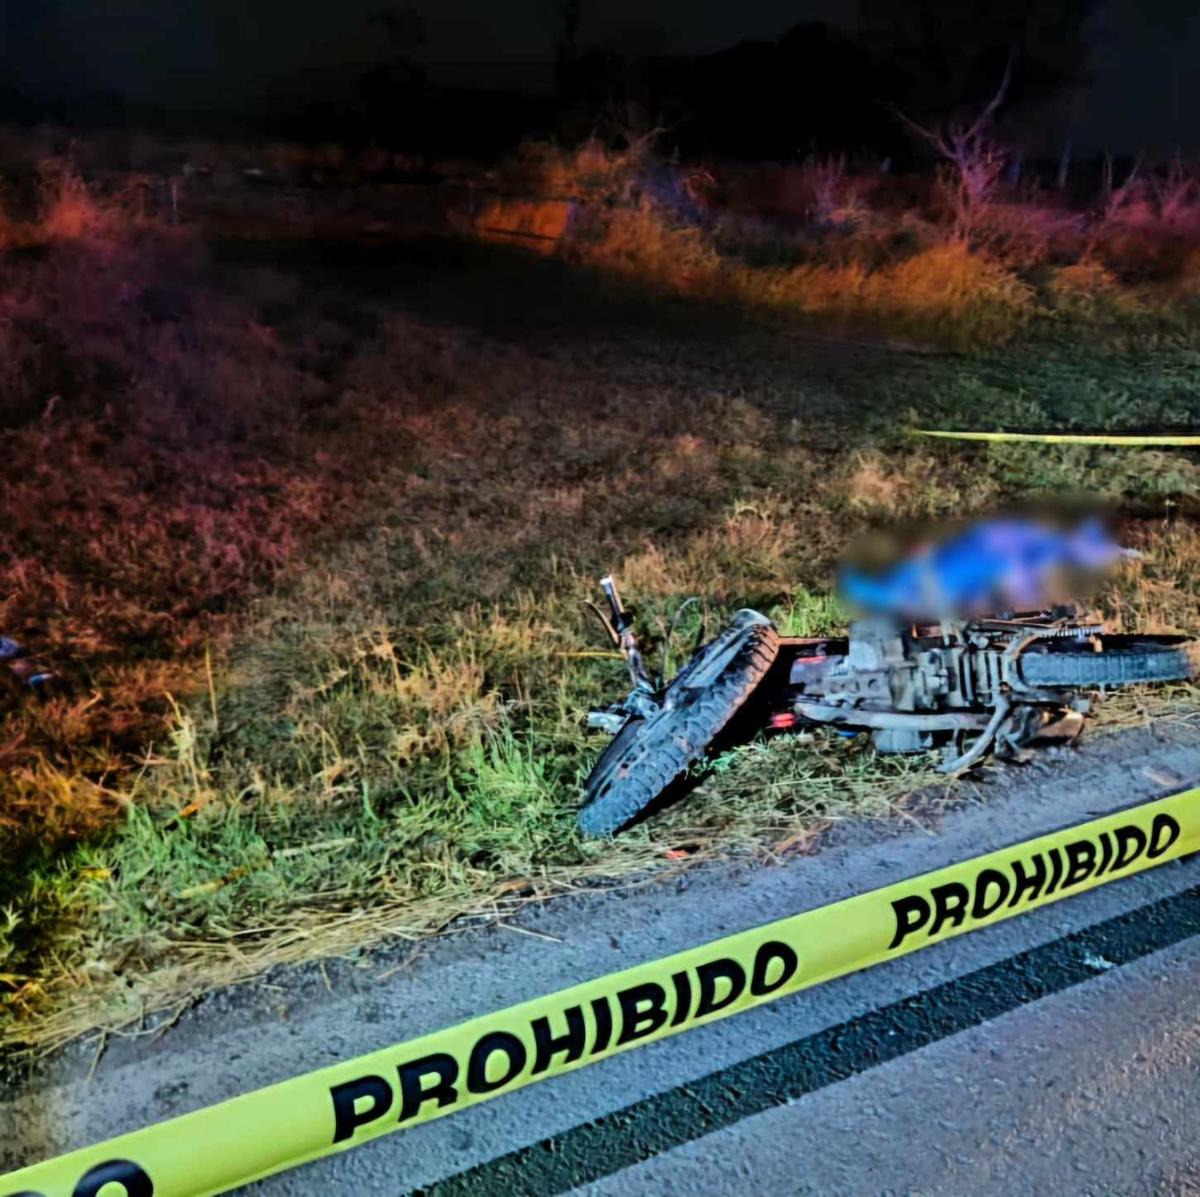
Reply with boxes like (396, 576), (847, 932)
(599, 575), (632, 630)
(599, 575), (623, 614)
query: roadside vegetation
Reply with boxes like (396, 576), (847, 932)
(3, 136), (1200, 1050)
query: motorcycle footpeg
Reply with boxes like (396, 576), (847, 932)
(587, 710), (627, 734)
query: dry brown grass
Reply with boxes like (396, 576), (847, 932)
(0, 171), (381, 865)
(461, 141), (1200, 348)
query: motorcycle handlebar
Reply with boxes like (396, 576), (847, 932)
(599, 575), (633, 631)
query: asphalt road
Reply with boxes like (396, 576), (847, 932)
(578, 933), (1200, 1197)
(5, 723), (1200, 1196)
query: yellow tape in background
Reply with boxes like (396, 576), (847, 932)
(909, 429), (1200, 445)
(6, 788), (1200, 1197)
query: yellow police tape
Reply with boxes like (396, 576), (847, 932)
(6, 787), (1199, 1197)
(910, 429), (1200, 445)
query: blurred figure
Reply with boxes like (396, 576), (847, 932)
(839, 515), (1124, 621)
(0, 635), (58, 694)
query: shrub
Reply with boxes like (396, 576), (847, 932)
(754, 240), (1032, 346)
(571, 196), (723, 293)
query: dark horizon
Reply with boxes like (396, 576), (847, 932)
(2, 0), (1199, 156)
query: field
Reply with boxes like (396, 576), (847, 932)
(4, 143), (1200, 1051)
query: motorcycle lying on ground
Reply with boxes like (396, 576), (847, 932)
(578, 575), (1200, 837)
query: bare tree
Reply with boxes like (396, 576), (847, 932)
(898, 52), (1013, 239)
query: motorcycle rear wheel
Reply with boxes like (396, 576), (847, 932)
(577, 611), (780, 837)
(1018, 634), (1200, 689)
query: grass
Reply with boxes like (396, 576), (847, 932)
(5, 153), (1200, 1052)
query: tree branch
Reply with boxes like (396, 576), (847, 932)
(965, 47), (1015, 141)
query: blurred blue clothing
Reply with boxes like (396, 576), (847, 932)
(839, 518), (1121, 618)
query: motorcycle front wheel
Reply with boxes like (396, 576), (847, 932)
(577, 610), (780, 838)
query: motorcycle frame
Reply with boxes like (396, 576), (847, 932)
(586, 577), (1097, 774)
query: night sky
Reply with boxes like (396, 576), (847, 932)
(3, 0), (1199, 154)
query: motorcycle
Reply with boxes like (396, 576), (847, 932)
(578, 574), (1200, 837)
